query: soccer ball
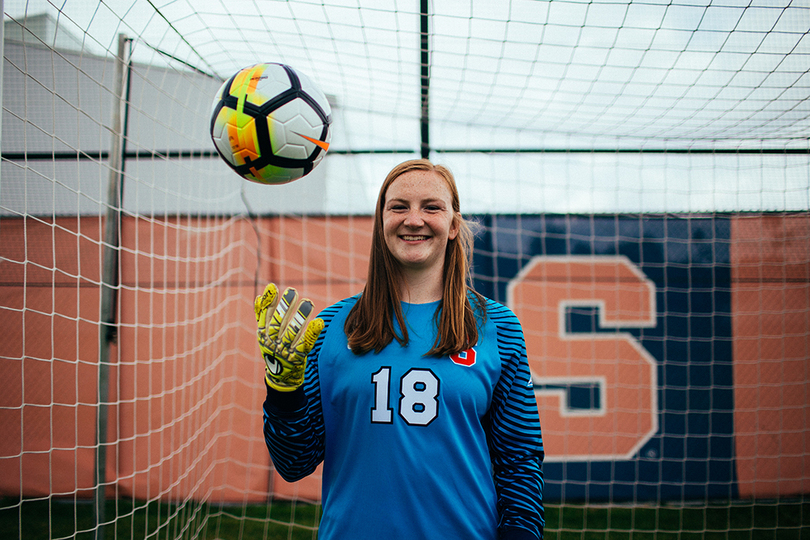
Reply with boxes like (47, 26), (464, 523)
(210, 63), (332, 185)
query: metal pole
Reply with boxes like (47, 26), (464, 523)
(1, 0), (5, 173)
(420, 0), (430, 159)
(95, 33), (130, 540)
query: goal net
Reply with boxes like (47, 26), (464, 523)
(1, 1), (808, 539)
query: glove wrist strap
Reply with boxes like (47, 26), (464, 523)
(265, 372), (301, 392)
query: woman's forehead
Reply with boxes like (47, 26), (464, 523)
(386, 170), (452, 200)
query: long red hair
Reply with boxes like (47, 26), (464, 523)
(345, 159), (484, 356)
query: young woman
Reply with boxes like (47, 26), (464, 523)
(256, 159), (545, 539)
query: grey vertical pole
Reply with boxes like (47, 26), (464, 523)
(1, 0), (5, 174)
(95, 32), (129, 540)
(420, 0), (430, 159)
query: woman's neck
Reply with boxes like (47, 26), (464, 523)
(398, 266), (444, 304)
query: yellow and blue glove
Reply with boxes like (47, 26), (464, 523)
(254, 283), (324, 392)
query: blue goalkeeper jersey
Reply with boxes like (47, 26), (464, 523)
(263, 295), (544, 540)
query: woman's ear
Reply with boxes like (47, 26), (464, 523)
(449, 213), (461, 240)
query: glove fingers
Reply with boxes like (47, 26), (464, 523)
(281, 298), (315, 349)
(290, 317), (324, 364)
(254, 283), (279, 327)
(268, 287), (299, 341)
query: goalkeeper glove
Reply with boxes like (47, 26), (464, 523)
(254, 283), (324, 392)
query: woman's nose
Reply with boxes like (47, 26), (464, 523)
(404, 209), (423, 227)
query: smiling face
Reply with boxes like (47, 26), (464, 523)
(382, 170), (460, 279)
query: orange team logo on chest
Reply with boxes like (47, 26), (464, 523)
(450, 348), (476, 366)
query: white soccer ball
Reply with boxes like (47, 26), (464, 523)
(210, 63), (332, 185)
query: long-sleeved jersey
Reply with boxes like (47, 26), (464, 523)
(263, 295), (544, 539)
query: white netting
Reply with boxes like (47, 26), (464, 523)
(1, 1), (808, 539)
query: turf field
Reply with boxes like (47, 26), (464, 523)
(2, 498), (808, 539)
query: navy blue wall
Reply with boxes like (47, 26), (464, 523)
(473, 214), (736, 503)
